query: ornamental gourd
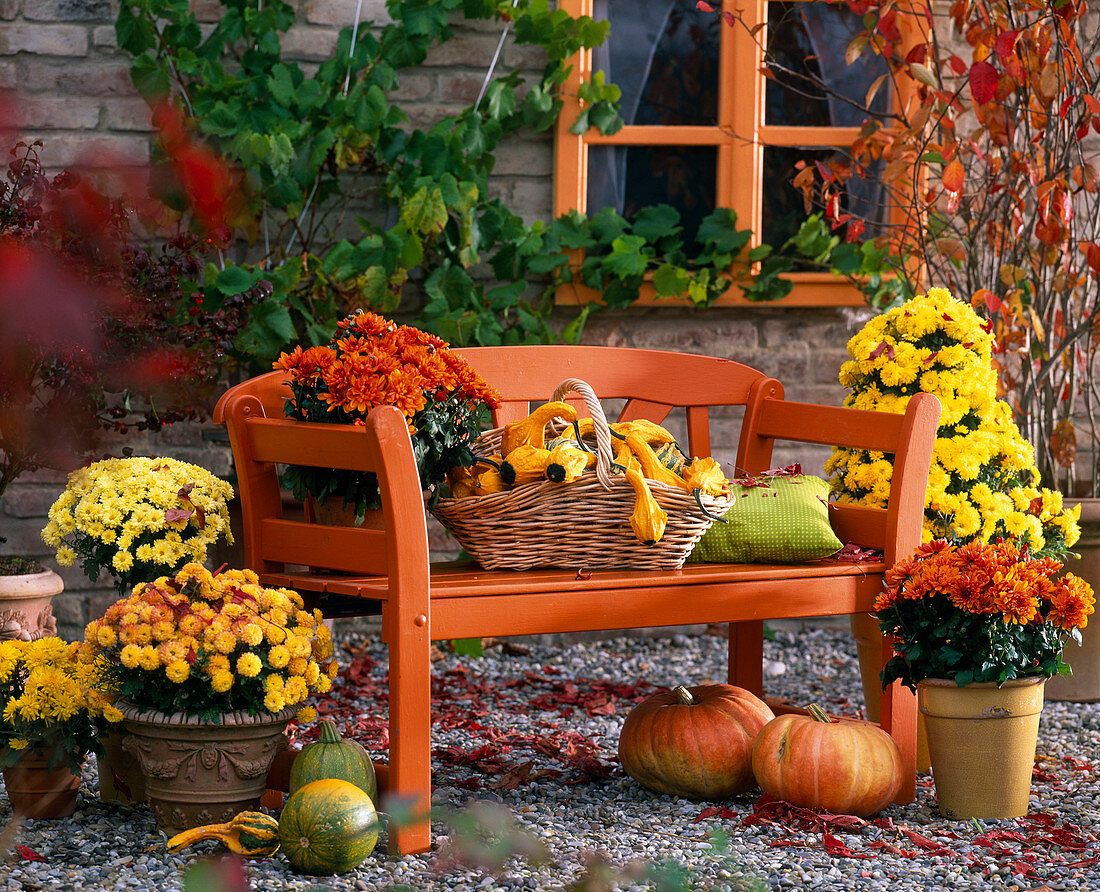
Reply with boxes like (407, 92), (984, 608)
(278, 778), (379, 875)
(750, 704), (903, 817)
(166, 811), (281, 858)
(288, 718), (378, 802)
(618, 684), (775, 799)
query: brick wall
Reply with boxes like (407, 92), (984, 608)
(0, 1), (866, 640)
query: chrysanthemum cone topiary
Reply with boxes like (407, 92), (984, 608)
(826, 287), (1080, 558)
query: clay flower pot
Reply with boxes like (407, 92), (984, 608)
(119, 703), (294, 836)
(0, 568), (61, 642)
(2, 752), (83, 819)
(919, 676), (1045, 819)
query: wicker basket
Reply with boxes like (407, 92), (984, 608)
(430, 378), (733, 570)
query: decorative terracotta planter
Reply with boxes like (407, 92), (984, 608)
(0, 568), (61, 641)
(2, 752), (82, 819)
(119, 703), (294, 835)
(919, 676), (1045, 819)
(1048, 498), (1100, 702)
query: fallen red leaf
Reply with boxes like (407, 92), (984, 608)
(17, 845), (46, 862)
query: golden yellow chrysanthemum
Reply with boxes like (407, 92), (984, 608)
(236, 652), (262, 678)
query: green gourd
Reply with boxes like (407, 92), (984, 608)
(278, 778), (378, 875)
(288, 718), (378, 803)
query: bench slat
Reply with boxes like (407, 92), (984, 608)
(246, 417), (380, 472)
(754, 399), (908, 452)
(259, 519), (388, 578)
(428, 574), (882, 639)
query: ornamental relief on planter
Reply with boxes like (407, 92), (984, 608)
(122, 736), (280, 782)
(0, 605), (56, 641)
(154, 804), (236, 832)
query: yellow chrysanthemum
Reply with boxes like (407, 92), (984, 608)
(165, 660), (191, 683)
(296, 706), (318, 724)
(267, 645), (290, 669)
(119, 644), (142, 669)
(210, 670), (234, 693)
(236, 652), (262, 678)
(263, 690), (286, 713)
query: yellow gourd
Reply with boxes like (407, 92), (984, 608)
(500, 445), (553, 486)
(613, 419), (677, 446)
(682, 456), (729, 496)
(623, 466), (667, 545)
(544, 443), (590, 484)
(500, 401), (578, 455)
(472, 457), (509, 494)
(166, 811), (281, 858)
(624, 432), (691, 490)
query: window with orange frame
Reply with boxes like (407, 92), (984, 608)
(554, 0), (916, 307)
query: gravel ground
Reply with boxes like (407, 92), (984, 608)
(2, 622), (1098, 892)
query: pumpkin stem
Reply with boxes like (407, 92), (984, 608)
(807, 704), (832, 723)
(318, 718), (341, 743)
(673, 685), (695, 705)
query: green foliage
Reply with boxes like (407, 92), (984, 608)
(119, 0), (615, 368)
(119, 0), (888, 374)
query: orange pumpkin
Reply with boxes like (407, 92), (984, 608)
(750, 704), (903, 817)
(618, 684), (775, 799)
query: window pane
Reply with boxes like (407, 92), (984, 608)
(761, 146), (886, 247)
(588, 145), (717, 248)
(593, 0), (720, 127)
(765, 1), (891, 127)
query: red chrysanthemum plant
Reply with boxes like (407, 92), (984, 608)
(273, 310), (501, 520)
(876, 539), (1095, 690)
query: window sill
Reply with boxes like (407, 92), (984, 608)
(554, 273), (869, 308)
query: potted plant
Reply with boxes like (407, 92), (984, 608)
(0, 636), (121, 818)
(876, 538), (1095, 818)
(76, 562), (333, 834)
(274, 310), (501, 523)
(41, 455), (235, 596)
(827, 288), (1082, 727)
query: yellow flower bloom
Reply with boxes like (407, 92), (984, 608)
(210, 670), (234, 693)
(264, 690), (286, 712)
(165, 660), (191, 683)
(287, 657), (309, 677)
(238, 624), (263, 647)
(267, 645), (290, 669)
(9, 738), (29, 750)
(296, 706), (317, 724)
(139, 646), (161, 671)
(96, 626), (117, 648)
(213, 631), (238, 655)
(120, 644), (142, 669)
(236, 652), (262, 678)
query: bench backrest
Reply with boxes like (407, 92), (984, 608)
(212, 346), (939, 575)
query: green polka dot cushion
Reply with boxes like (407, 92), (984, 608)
(688, 473), (843, 563)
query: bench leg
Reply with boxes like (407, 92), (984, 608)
(386, 620), (433, 855)
(727, 620), (764, 696)
(881, 677), (918, 804)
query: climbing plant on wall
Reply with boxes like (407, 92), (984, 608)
(118, 0), (871, 370)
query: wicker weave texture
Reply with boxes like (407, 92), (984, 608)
(430, 378), (732, 570)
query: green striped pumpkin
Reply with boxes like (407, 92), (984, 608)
(278, 779), (378, 875)
(288, 719), (378, 803)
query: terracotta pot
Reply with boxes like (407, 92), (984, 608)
(2, 752), (82, 819)
(119, 703), (294, 836)
(95, 727), (147, 803)
(849, 612), (930, 772)
(309, 496), (384, 529)
(1048, 498), (1100, 702)
(0, 569), (61, 641)
(919, 676), (1045, 819)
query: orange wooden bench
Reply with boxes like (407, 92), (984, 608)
(212, 345), (940, 855)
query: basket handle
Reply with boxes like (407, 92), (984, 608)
(550, 377), (616, 490)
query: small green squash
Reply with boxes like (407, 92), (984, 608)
(289, 718), (377, 803)
(278, 778), (379, 875)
